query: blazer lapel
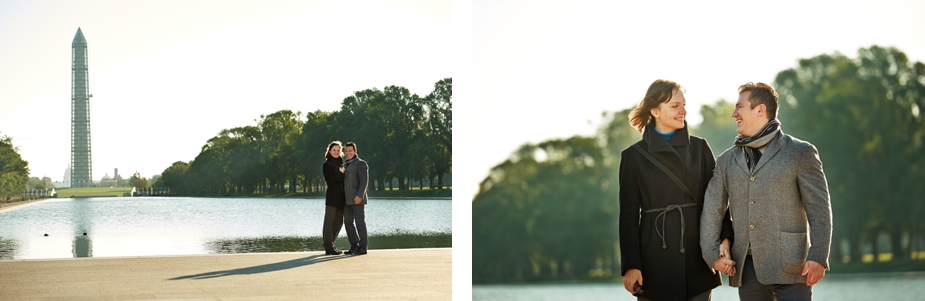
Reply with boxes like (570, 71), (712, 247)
(751, 131), (784, 174)
(734, 146), (750, 175)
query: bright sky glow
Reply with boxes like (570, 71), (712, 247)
(0, 0), (451, 181)
(472, 0), (925, 198)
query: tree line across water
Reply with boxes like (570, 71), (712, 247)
(473, 46), (925, 283)
(153, 78), (452, 195)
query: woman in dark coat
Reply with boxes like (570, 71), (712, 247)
(619, 80), (733, 301)
(322, 140), (347, 255)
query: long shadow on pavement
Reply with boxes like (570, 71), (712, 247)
(169, 254), (352, 280)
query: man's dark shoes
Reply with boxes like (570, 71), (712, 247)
(354, 248), (367, 255)
(344, 246), (359, 255)
(324, 248), (343, 255)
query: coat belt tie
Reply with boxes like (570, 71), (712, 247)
(646, 203), (698, 253)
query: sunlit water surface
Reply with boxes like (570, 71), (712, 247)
(0, 197), (450, 259)
(473, 272), (925, 301)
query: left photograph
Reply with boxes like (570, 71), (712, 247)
(0, 1), (452, 299)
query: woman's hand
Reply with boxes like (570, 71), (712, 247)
(339, 167), (345, 173)
(622, 269), (643, 294)
(714, 238), (736, 276)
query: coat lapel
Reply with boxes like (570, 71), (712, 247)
(750, 131), (784, 174)
(734, 146), (750, 175)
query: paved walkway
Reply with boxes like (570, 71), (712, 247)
(0, 248), (452, 300)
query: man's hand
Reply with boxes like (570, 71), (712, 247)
(712, 257), (736, 276)
(802, 260), (826, 286)
(715, 238), (736, 276)
(622, 269), (643, 295)
(354, 196), (362, 204)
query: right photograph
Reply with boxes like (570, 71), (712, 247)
(471, 1), (925, 300)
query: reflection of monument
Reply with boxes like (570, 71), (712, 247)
(72, 199), (94, 258)
(72, 233), (92, 258)
(71, 27), (93, 187)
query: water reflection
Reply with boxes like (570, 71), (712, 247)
(0, 237), (17, 258)
(71, 199), (94, 258)
(206, 233), (452, 254)
(72, 233), (92, 258)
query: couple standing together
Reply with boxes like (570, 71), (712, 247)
(322, 141), (369, 256)
(619, 80), (832, 301)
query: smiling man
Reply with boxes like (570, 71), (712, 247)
(699, 82), (833, 301)
(342, 141), (369, 255)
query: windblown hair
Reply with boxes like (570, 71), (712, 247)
(628, 79), (684, 133)
(325, 140), (343, 159)
(738, 82), (779, 119)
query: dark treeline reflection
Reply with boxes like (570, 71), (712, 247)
(154, 78), (452, 195)
(0, 237), (18, 259)
(473, 46), (925, 283)
(205, 233), (452, 254)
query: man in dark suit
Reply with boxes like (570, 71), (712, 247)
(342, 142), (369, 255)
(701, 82), (832, 301)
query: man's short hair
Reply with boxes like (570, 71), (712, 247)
(345, 142), (358, 152)
(738, 82), (779, 119)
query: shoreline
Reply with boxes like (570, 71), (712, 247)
(0, 197), (55, 213)
(0, 195), (450, 214)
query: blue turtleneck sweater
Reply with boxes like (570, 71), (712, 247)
(655, 128), (676, 140)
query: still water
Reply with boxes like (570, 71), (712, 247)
(473, 272), (925, 300)
(0, 197), (451, 259)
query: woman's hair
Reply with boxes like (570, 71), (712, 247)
(325, 140), (343, 159)
(628, 79), (684, 133)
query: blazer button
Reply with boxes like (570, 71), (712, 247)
(749, 200), (755, 205)
(749, 224), (755, 229)
(750, 177), (755, 181)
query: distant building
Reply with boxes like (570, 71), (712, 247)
(100, 172), (115, 187)
(52, 164), (72, 188)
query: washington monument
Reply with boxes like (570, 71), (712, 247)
(71, 28), (92, 187)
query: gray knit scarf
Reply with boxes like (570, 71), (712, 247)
(345, 155), (358, 167)
(734, 119), (781, 171)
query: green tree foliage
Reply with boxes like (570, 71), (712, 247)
(774, 46), (925, 263)
(473, 109), (638, 283)
(0, 133), (29, 196)
(691, 99), (738, 153)
(129, 174), (149, 189)
(156, 78), (452, 195)
(153, 161), (190, 193)
(424, 78), (453, 189)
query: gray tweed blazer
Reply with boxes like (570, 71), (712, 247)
(700, 130), (832, 287)
(344, 156), (369, 206)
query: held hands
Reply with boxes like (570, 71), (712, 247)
(802, 260), (826, 286)
(712, 239), (736, 276)
(622, 269), (643, 295)
(354, 196), (362, 204)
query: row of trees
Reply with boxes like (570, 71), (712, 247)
(472, 46), (925, 283)
(0, 133), (30, 197)
(154, 78), (452, 195)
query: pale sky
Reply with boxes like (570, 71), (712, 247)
(470, 0), (925, 200)
(0, 0), (451, 181)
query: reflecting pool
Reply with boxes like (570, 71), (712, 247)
(0, 197), (451, 259)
